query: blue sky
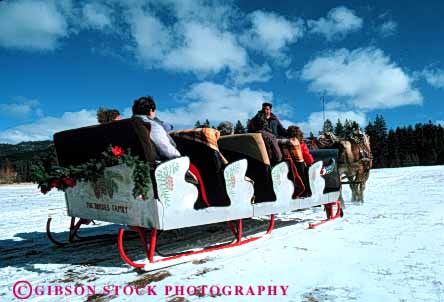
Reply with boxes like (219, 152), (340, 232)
(1, 0), (444, 143)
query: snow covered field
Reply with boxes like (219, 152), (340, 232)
(1, 166), (443, 302)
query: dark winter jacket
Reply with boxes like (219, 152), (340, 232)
(248, 111), (286, 137)
(266, 113), (286, 137)
(260, 130), (282, 165)
(246, 112), (282, 165)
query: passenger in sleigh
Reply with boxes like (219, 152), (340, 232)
(132, 96), (211, 202)
(294, 126), (314, 167)
(132, 96), (181, 160)
(248, 112), (282, 166)
(278, 126), (314, 197)
(278, 125), (314, 198)
(217, 121), (234, 136)
(291, 126), (340, 192)
(248, 102), (286, 138)
(277, 126), (306, 198)
(97, 108), (121, 124)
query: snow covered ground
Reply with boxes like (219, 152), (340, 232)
(1, 165), (443, 302)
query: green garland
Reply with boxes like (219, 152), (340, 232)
(30, 145), (152, 199)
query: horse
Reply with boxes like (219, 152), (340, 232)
(337, 134), (372, 202)
(312, 132), (372, 203)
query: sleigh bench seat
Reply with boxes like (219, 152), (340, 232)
(218, 134), (341, 215)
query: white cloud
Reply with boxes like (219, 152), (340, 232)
(0, 110), (97, 144)
(378, 20), (397, 37)
(128, 9), (173, 66)
(0, 0), (291, 84)
(163, 22), (248, 74)
(280, 119), (295, 129)
(82, 3), (112, 30)
(123, 2), (285, 84)
(0, 0), (68, 50)
(157, 82), (272, 128)
(301, 47), (423, 110)
(272, 103), (294, 118)
(285, 69), (299, 79)
(296, 110), (367, 135)
(421, 68), (444, 88)
(308, 6), (363, 41)
(126, 7), (258, 82)
(0, 97), (42, 118)
(230, 63), (272, 86)
(158, 0), (236, 30)
(122, 107), (133, 118)
(241, 10), (304, 63)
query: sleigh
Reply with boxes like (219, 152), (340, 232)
(49, 118), (343, 270)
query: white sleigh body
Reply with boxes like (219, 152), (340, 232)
(65, 157), (339, 230)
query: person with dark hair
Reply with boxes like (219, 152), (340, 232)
(292, 126), (314, 166)
(282, 126), (305, 162)
(248, 102), (286, 137)
(132, 96), (180, 160)
(131, 99), (173, 132)
(97, 108), (121, 124)
(249, 112), (282, 165)
(217, 121), (234, 136)
(278, 126), (309, 198)
(279, 125), (311, 196)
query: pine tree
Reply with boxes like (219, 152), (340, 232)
(374, 115), (387, 137)
(322, 119), (333, 133)
(246, 119), (251, 132)
(351, 121), (360, 132)
(364, 121), (374, 136)
(334, 119), (345, 137)
(436, 124), (444, 164)
(372, 115), (389, 168)
(387, 129), (400, 167)
(344, 119), (352, 138)
(407, 125), (418, 166)
(234, 120), (246, 134)
(194, 120), (201, 128)
(203, 119), (210, 128)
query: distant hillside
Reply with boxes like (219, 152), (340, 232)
(0, 141), (54, 183)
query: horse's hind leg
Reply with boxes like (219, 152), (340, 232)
(356, 183), (363, 202)
(350, 176), (359, 202)
(355, 170), (368, 202)
(357, 180), (366, 202)
(360, 170), (370, 202)
(339, 189), (345, 208)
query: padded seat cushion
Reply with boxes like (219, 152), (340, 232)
(53, 118), (156, 167)
(219, 134), (276, 203)
(170, 128), (228, 164)
(219, 133), (270, 166)
(171, 128), (230, 208)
